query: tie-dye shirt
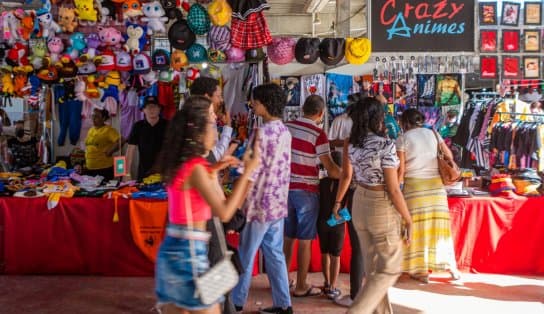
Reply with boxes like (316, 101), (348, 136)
(244, 119), (292, 223)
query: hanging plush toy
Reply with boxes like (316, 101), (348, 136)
(58, 6), (78, 33)
(6, 42), (30, 67)
(1, 71), (15, 96)
(81, 32), (100, 61)
(122, 0), (143, 20)
(141, 1), (168, 35)
(30, 40), (48, 70)
(27, 74), (41, 108)
(14, 9), (39, 41)
(84, 75), (100, 99)
(66, 32), (86, 60)
(98, 26), (124, 49)
(100, 0), (117, 23)
(98, 70), (125, 101)
(124, 22), (147, 54)
(186, 67), (200, 81)
(47, 36), (64, 63)
(13, 65), (33, 97)
(36, 0), (61, 40)
(75, 0), (98, 24)
(2, 11), (21, 45)
(160, 0), (182, 22)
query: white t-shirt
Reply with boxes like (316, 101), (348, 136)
(328, 113), (353, 153)
(396, 127), (443, 179)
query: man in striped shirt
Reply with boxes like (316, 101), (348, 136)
(284, 95), (341, 297)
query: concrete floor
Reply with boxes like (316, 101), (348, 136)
(0, 272), (542, 314)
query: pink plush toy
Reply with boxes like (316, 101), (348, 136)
(2, 11), (21, 44)
(47, 37), (64, 63)
(97, 26), (124, 49)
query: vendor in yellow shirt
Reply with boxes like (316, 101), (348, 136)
(85, 108), (120, 181)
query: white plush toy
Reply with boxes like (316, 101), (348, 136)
(141, 1), (168, 35)
(2, 11), (21, 45)
(36, 0), (61, 40)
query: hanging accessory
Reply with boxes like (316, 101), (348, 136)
(433, 130), (461, 185)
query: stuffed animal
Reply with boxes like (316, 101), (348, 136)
(122, 0), (143, 20)
(36, 1), (61, 40)
(186, 67), (200, 81)
(75, 77), (87, 101)
(98, 26), (123, 49)
(141, 1), (167, 35)
(14, 9), (39, 41)
(1, 71), (15, 96)
(27, 74), (41, 107)
(98, 70), (124, 101)
(6, 42), (29, 67)
(58, 6), (78, 33)
(13, 65), (33, 97)
(124, 22), (147, 54)
(2, 11), (21, 44)
(29, 40), (48, 70)
(81, 32), (100, 61)
(57, 55), (79, 80)
(160, 0), (183, 22)
(47, 37), (64, 63)
(66, 32), (86, 60)
(85, 75), (100, 99)
(75, 0), (98, 23)
(100, 0), (117, 22)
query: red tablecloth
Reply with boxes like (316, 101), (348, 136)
(1, 195), (543, 275)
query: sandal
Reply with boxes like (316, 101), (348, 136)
(292, 286), (322, 297)
(288, 279), (295, 290)
(450, 270), (461, 281)
(326, 288), (342, 300)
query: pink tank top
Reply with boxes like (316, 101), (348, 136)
(168, 157), (212, 224)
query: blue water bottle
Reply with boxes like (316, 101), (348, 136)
(327, 207), (352, 227)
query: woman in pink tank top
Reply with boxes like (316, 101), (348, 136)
(154, 96), (260, 314)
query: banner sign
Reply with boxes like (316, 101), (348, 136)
(370, 0), (475, 52)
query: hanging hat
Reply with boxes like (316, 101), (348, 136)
(345, 37), (371, 65)
(208, 25), (232, 51)
(78, 60), (97, 75)
(294, 38), (320, 64)
(152, 49), (171, 71)
(133, 53), (152, 74)
(267, 37), (296, 65)
(319, 38), (346, 66)
(97, 50), (116, 71)
(226, 46), (245, 63)
(208, 0), (232, 26)
(187, 3), (210, 35)
(230, 11), (272, 49)
(187, 43), (208, 63)
(208, 48), (226, 63)
(116, 51), (133, 71)
(171, 49), (188, 71)
(168, 19), (196, 50)
(245, 48), (265, 63)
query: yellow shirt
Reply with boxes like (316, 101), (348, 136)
(85, 125), (120, 170)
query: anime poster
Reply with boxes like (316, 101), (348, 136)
(326, 73), (352, 121)
(352, 75), (374, 96)
(301, 74), (326, 101)
(280, 76), (301, 107)
(419, 106), (442, 128)
(417, 74), (436, 107)
(435, 74), (462, 106)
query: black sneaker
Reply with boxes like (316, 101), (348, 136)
(235, 305), (243, 313)
(259, 306), (293, 314)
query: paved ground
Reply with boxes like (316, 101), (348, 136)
(0, 272), (542, 314)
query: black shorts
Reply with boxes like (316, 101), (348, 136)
(317, 178), (347, 257)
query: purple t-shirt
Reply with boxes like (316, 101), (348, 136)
(244, 119), (292, 223)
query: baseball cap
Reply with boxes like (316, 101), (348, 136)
(142, 95), (160, 108)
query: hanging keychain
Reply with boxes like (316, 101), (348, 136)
(382, 58), (389, 82)
(390, 57), (396, 83)
(373, 57), (380, 82)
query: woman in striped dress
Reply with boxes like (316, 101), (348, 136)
(396, 109), (461, 283)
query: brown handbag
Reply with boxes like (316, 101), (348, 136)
(433, 131), (461, 185)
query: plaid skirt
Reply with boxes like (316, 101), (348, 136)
(231, 11), (272, 49)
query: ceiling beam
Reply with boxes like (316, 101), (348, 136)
(304, 0), (332, 13)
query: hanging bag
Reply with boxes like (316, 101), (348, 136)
(433, 131), (461, 185)
(184, 173), (239, 305)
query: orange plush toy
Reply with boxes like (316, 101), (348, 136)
(14, 9), (39, 40)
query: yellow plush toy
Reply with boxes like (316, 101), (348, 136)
(1, 71), (15, 95)
(58, 7), (79, 33)
(75, 0), (98, 22)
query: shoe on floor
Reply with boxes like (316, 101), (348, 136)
(334, 295), (353, 307)
(450, 270), (461, 280)
(326, 288), (342, 300)
(259, 306), (293, 314)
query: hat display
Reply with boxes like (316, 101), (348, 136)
(168, 19), (196, 50)
(226, 46), (245, 63)
(208, 0), (231, 26)
(132, 53), (152, 74)
(267, 37), (296, 65)
(152, 49), (171, 71)
(187, 3), (211, 35)
(345, 37), (371, 65)
(116, 51), (133, 71)
(171, 49), (188, 71)
(187, 43), (208, 63)
(97, 50), (116, 71)
(294, 38), (320, 64)
(319, 38), (346, 66)
(489, 174), (516, 197)
(208, 48), (226, 63)
(208, 25), (232, 51)
(245, 48), (265, 63)
(230, 11), (272, 49)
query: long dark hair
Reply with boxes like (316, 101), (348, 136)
(400, 108), (425, 129)
(349, 96), (385, 147)
(158, 95), (212, 185)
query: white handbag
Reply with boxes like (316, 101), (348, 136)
(184, 183), (239, 305)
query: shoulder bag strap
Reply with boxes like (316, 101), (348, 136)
(432, 129), (443, 159)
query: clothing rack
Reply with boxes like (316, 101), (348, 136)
(496, 112), (544, 118)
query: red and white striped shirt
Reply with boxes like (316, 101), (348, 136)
(286, 117), (330, 192)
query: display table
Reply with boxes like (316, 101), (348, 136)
(1, 195), (543, 276)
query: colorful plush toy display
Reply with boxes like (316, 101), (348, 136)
(14, 9), (39, 41)
(29, 40), (48, 69)
(2, 11), (22, 44)
(82, 32), (101, 60)
(66, 32), (86, 60)
(75, 0), (98, 23)
(58, 6), (78, 33)
(6, 42), (30, 67)
(13, 65), (33, 97)
(98, 26), (124, 49)
(124, 22), (147, 54)
(47, 36), (64, 63)
(1, 71), (15, 96)
(122, 0), (143, 20)
(141, 1), (168, 35)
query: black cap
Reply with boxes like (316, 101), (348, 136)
(144, 96), (159, 107)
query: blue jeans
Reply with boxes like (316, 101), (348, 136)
(284, 190), (319, 240)
(232, 218), (291, 309)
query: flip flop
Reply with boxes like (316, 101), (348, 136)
(289, 279), (295, 290)
(292, 286), (322, 297)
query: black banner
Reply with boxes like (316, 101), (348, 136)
(370, 0), (475, 52)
